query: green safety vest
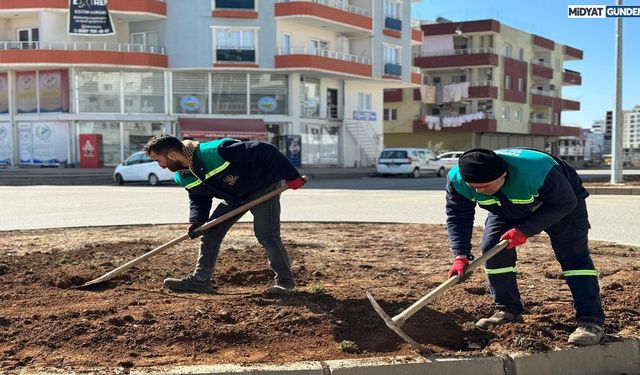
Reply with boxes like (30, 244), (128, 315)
(174, 138), (234, 190)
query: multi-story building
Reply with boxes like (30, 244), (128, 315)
(383, 19), (583, 155)
(0, 0), (422, 168)
(623, 105), (640, 157)
(603, 111), (613, 155)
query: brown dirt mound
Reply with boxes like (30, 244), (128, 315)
(0, 223), (638, 373)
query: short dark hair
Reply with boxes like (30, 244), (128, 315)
(143, 134), (183, 156)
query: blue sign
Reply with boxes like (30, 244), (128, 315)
(353, 111), (377, 121)
(179, 96), (202, 112)
(68, 0), (115, 36)
(286, 135), (301, 167)
(257, 96), (278, 113)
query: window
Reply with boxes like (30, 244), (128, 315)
(505, 75), (512, 90)
(282, 33), (291, 54)
(250, 73), (288, 115)
(384, 45), (401, 76)
(504, 43), (511, 58)
(519, 47), (524, 61)
(515, 108), (522, 121)
(214, 28), (256, 63)
(123, 71), (165, 114)
(172, 72), (209, 114)
(358, 92), (372, 111)
(78, 71), (121, 113)
(518, 78), (524, 92)
(432, 77), (441, 85)
(310, 39), (329, 56)
(211, 73), (248, 114)
(17, 27), (39, 49)
(384, 0), (402, 30)
(502, 106), (510, 120)
(384, 108), (398, 121)
(301, 77), (320, 118)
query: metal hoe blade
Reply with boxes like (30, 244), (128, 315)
(366, 240), (508, 349)
(366, 291), (425, 352)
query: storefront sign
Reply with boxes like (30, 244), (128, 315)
(0, 122), (11, 165)
(257, 96), (278, 113)
(286, 135), (302, 167)
(68, 0), (115, 36)
(39, 70), (69, 113)
(179, 96), (202, 112)
(0, 74), (8, 114)
(353, 111), (377, 121)
(16, 72), (37, 114)
(19, 122), (69, 165)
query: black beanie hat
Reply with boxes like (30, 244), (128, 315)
(458, 149), (508, 183)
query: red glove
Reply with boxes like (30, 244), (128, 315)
(448, 256), (469, 278)
(187, 222), (204, 239)
(500, 228), (527, 249)
(286, 177), (305, 190)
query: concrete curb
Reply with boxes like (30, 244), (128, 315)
(29, 339), (631, 375)
(585, 186), (640, 195)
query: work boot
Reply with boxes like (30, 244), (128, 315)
(568, 322), (604, 346)
(266, 278), (295, 296)
(476, 310), (523, 330)
(163, 275), (214, 293)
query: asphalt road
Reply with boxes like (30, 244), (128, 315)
(1, 177), (638, 247)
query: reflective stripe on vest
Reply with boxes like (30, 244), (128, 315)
(184, 179), (203, 190)
(477, 198), (501, 206)
(563, 269), (598, 277)
(485, 266), (516, 275)
(204, 161), (230, 180)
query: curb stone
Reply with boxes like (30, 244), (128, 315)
(324, 356), (505, 375)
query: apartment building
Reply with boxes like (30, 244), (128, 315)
(0, 0), (422, 168)
(383, 19), (583, 155)
(623, 105), (640, 157)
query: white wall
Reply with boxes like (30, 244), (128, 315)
(39, 12), (128, 44)
(342, 79), (384, 167)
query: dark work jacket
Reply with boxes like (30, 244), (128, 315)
(445, 148), (589, 257)
(174, 138), (301, 224)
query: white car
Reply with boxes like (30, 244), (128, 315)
(376, 147), (446, 178)
(113, 151), (175, 186)
(437, 151), (465, 170)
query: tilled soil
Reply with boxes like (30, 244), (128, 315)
(0, 223), (638, 373)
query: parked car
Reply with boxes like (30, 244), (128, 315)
(376, 148), (446, 178)
(437, 151), (465, 170)
(113, 151), (175, 186)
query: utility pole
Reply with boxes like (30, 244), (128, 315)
(611, 0), (624, 183)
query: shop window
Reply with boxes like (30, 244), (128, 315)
(211, 73), (247, 114)
(250, 73), (288, 115)
(172, 72), (209, 114)
(300, 77), (320, 118)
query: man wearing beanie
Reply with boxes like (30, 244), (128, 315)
(445, 148), (604, 346)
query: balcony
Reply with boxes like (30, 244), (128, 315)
(275, 47), (372, 77)
(413, 113), (497, 133)
(530, 122), (582, 137)
(411, 67), (422, 85)
(563, 70), (582, 85)
(531, 60), (553, 80)
(411, 28), (423, 45)
(468, 80), (498, 99)
(415, 48), (499, 69)
(275, 0), (372, 32)
(562, 98), (580, 111)
(0, 41), (167, 68)
(384, 89), (403, 102)
(564, 45), (583, 61)
(0, 0), (166, 17)
(530, 89), (556, 107)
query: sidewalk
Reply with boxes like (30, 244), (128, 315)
(0, 166), (377, 186)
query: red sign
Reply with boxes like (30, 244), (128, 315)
(79, 134), (102, 168)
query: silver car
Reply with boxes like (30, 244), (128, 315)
(437, 151), (465, 171)
(113, 151), (175, 186)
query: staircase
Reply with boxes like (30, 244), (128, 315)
(344, 120), (383, 167)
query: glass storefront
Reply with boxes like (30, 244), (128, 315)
(300, 77), (320, 118)
(301, 123), (339, 165)
(172, 72), (209, 114)
(79, 121), (169, 166)
(77, 71), (121, 113)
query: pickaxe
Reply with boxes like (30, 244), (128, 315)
(77, 180), (301, 288)
(366, 239), (508, 351)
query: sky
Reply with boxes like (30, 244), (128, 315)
(411, 0), (640, 128)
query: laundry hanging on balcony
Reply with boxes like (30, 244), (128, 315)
(422, 112), (486, 131)
(425, 82), (470, 105)
(418, 85), (436, 104)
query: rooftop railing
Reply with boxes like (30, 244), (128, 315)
(416, 47), (496, 57)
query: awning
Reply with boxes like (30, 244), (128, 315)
(178, 118), (268, 140)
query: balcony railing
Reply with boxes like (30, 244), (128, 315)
(530, 88), (558, 97)
(0, 41), (165, 54)
(531, 59), (553, 68)
(279, 0), (370, 16)
(384, 63), (402, 76)
(416, 47), (496, 58)
(385, 17), (402, 31)
(412, 67), (422, 74)
(470, 80), (497, 87)
(215, 0), (254, 9)
(216, 48), (255, 62)
(277, 47), (370, 65)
